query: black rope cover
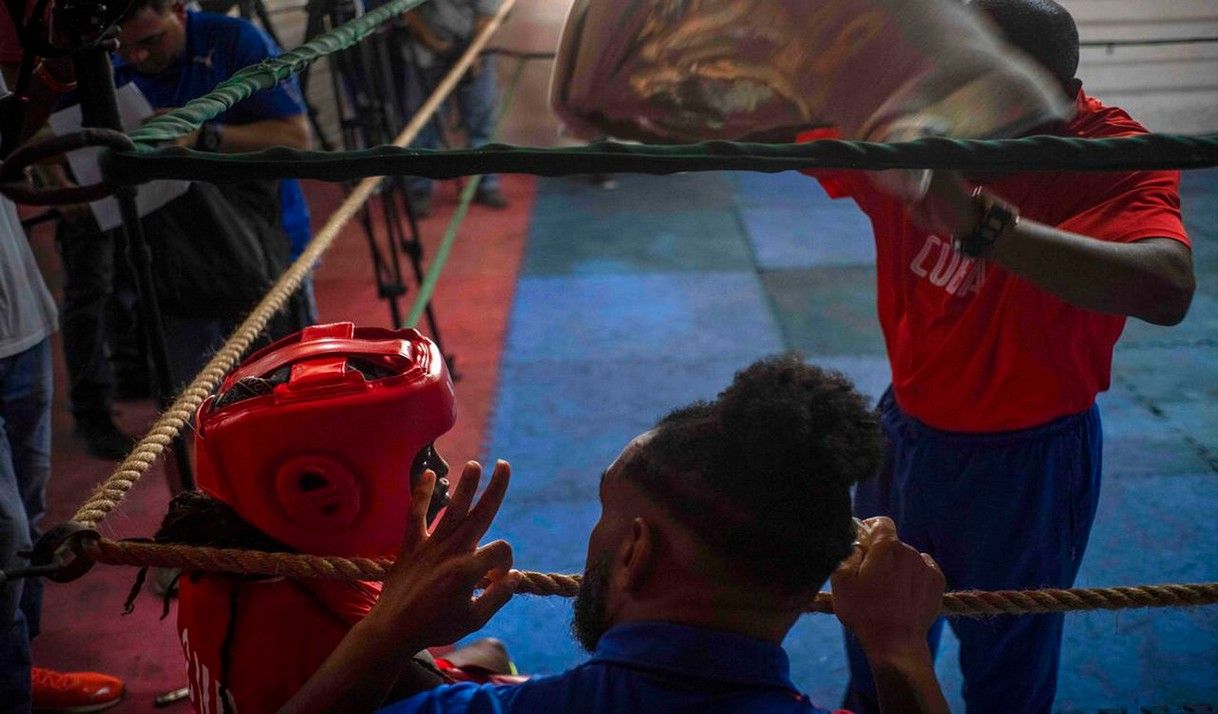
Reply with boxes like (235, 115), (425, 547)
(101, 132), (1218, 189)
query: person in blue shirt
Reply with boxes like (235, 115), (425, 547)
(114, 0), (312, 254)
(282, 356), (949, 714)
(114, 0), (318, 324)
(40, 0), (319, 460)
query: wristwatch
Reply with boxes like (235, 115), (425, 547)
(953, 187), (1019, 258)
(195, 122), (224, 152)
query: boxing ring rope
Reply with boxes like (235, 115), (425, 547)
(101, 132), (1218, 187)
(77, 538), (1218, 617)
(2, 0), (1216, 619)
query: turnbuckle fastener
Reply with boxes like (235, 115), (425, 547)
(1, 522), (101, 584)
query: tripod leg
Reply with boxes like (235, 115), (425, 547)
(390, 180), (456, 377)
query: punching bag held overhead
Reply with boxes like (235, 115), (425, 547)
(550, 0), (1072, 146)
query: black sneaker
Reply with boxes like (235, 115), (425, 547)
(75, 415), (132, 460)
(473, 186), (508, 210)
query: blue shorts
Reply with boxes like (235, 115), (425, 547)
(843, 387), (1102, 714)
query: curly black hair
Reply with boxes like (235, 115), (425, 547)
(619, 354), (882, 595)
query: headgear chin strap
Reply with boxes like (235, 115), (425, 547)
(194, 322), (456, 557)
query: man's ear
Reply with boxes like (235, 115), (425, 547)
(619, 517), (655, 594)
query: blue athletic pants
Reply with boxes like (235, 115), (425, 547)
(842, 388), (1102, 714)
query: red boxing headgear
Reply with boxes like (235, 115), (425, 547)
(194, 323), (456, 557)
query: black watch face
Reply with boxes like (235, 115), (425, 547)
(201, 125), (220, 151)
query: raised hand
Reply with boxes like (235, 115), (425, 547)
(831, 516), (944, 655)
(367, 460), (522, 650)
(899, 170), (983, 239)
(281, 460), (521, 714)
(831, 517), (949, 714)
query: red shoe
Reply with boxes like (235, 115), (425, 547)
(31, 667), (124, 713)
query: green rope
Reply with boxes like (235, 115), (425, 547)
(404, 56), (529, 329)
(104, 132), (1218, 185)
(125, 0), (429, 147)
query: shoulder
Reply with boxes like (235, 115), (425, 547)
(191, 11), (278, 56)
(1067, 93), (1148, 139)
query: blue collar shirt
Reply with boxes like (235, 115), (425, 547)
(380, 621), (836, 713)
(113, 11), (312, 256)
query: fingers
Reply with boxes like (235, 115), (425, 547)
(830, 545), (865, 587)
(463, 541), (516, 627)
(432, 461), (484, 540)
(400, 469), (436, 557)
(460, 460), (510, 544)
(920, 552), (947, 594)
(470, 569), (521, 627)
(861, 516), (897, 545)
(471, 539), (514, 578)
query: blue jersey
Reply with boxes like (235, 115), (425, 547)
(115, 11), (311, 256)
(379, 622), (833, 714)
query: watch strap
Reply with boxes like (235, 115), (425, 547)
(195, 122), (223, 152)
(953, 188), (1018, 257)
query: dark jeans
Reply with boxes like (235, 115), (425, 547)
(55, 218), (147, 421)
(0, 339), (52, 713)
(402, 54), (501, 197)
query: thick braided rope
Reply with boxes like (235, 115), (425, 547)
(103, 132), (1218, 188)
(124, 0), (431, 147)
(71, 1), (515, 528)
(80, 538), (1218, 617)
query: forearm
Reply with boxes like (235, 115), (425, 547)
(211, 116), (311, 152)
(404, 12), (448, 52)
(866, 642), (949, 714)
(985, 222), (1194, 325)
(280, 617), (426, 714)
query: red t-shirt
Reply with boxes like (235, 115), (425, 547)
(177, 575), (382, 714)
(801, 91), (1190, 432)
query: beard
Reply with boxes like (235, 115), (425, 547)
(571, 553), (612, 653)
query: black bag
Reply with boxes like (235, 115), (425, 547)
(141, 180), (290, 319)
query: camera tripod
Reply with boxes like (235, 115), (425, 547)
(299, 0), (456, 373)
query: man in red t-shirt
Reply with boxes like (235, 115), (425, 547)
(801, 1), (1195, 712)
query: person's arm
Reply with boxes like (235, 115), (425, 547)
(161, 20), (312, 153)
(281, 460), (522, 714)
(908, 170), (1195, 326)
(404, 11), (452, 55)
(157, 112), (310, 152)
(831, 517), (949, 714)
